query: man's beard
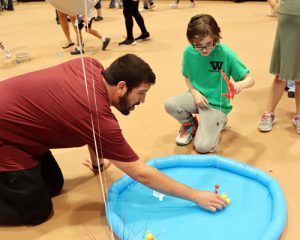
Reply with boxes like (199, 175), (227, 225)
(118, 92), (139, 116)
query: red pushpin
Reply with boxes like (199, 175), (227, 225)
(214, 184), (219, 194)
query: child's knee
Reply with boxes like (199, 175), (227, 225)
(194, 140), (216, 154)
(164, 97), (181, 114)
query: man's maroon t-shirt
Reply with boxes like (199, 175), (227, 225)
(0, 57), (138, 171)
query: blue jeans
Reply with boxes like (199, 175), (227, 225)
(109, 0), (123, 8)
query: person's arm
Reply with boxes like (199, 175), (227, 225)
(184, 77), (209, 108)
(111, 159), (228, 212)
(233, 73), (255, 94)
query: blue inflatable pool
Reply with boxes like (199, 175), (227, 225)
(106, 155), (286, 240)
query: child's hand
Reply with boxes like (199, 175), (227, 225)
(191, 89), (209, 108)
(233, 82), (242, 94)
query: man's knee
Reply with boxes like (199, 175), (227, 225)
(24, 200), (53, 226)
(49, 176), (64, 197)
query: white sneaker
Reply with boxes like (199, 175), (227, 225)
(292, 116), (300, 134)
(258, 112), (276, 132)
(189, 2), (195, 8)
(176, 117), (198, 146)
(169, 2), (178, 8)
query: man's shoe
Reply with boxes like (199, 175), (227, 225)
(70, 48), (84, 55)
(118, 39), (136, 46)
(292, 116), (300, 134)
(102, 38), (110, 50)
(135, 32), (150, 41)
(94, 16), (103, 21)
(176, 117), (198, 146)
(258, 112), (276, 132)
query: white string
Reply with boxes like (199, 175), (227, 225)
(75, 9), (115, 239)
(88, 58), (115, 238)
(216, 69), (224, 155)
(213, 68), (224, 193)
(216, 68), (229, 195)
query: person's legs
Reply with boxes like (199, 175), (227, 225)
(71, 17), (84, 55)
(69, 16), (80, 45)
(0, 151), (63, 225)
(189, 0), (195, 8)
(118, 0), (124, 8)
(132, 1), (148, 35)
(165, 91), (198, 145)
(109, 0), (116, 8)
(268, 0), (279, 10)
(133, 0), (150, 41)
(40, 151), (64, 197)
(292, 80), (300, 134)
(85, 20), (110, 51)
(267, 0), (279, 17)
(165, 91), (198, 122)
(295, 81), (300, 116)
(170, 0), (179, 8)
(266, 76), (286, 113)
(94, 0), (103, 21)
(123, 0), (134, 40)
(57, 11), (74, 48)
(194, 107), (227, 153)
(258, 76), (286, 132)
(119, 0), (136, 45)
(143, 0), (149, 9)
(55, 10), (60, 24)
(87, 28), (103, 39)
(7, 0), (13, 10)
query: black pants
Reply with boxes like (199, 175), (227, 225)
(123, 0), (148, 40)
(0, 151), (64, 225)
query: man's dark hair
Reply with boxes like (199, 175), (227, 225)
(103, 54), (156, 93)
(186, 14), (221, 44)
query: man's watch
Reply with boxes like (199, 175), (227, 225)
(92, 163), (104, 171)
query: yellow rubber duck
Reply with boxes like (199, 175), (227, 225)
(145, 232), (156, 240)
(221, 193), (231, 204)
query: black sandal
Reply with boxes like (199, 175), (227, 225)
(62, 42), (75, 49)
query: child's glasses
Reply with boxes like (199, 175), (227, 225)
(192, 43), (215, 51)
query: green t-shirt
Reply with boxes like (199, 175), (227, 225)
(182, 43), (249, 113)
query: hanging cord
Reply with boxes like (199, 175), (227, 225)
(75, 7), (115, 239)
(213, 68), (224, 188)
(215, 68), (234, 194)
(216, 69), (224, 156)
(88, 58), (115, 239)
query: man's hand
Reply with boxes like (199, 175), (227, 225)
(82, 159), (111, 173)
(193, 190), (228, 212)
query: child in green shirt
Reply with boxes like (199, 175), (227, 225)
(165, 14), (254, 153)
